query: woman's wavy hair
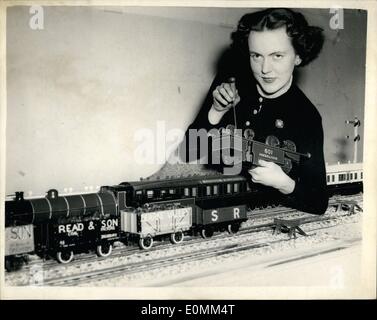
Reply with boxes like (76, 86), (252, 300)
(231, 8), (324, 67)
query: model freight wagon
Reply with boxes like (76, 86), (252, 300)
(120, 198), (194, 249)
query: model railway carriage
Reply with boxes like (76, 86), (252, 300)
(326, 162), (363, 195)
(4, 162), (363, 271)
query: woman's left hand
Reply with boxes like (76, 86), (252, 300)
(248, 160), (295, 194)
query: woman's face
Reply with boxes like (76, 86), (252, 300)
(248, 26), (301, 97)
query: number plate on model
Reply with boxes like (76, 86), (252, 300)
(252, 142), (285, 165)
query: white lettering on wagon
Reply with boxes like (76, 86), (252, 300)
(264, 148), (273, 155)
(101, 219), (118, 231)
(58, 223), (84, 236)
(9, 225), (33, 240)
(233, 207), (240, 219)
(211, 210), (218, 222)
(259, 153), (278, 161)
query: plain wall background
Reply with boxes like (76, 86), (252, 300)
(6, 6), (366, 196)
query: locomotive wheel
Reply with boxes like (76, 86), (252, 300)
(225, 124), (235, 134)
(170, 231), (184, 244)
(139, 236), (154, 250)
(200, 227), (214, 239)
(282, 139), (297, 152)
(265, 135), (280, 147)
(227, 223), (240, 234)
(56, 250), (74, 264)
(243, 128), (255, 140)
(96, 243), (113, 257)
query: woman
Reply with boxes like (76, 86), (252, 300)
(186, 8), (328, 215)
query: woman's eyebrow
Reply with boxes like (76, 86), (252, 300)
(269, 51), (287, 55)
(249, 50), (287, 55)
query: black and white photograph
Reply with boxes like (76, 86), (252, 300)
(1, 1), (376, 300)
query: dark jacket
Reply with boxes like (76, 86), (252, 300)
(184, 70), (329, 215)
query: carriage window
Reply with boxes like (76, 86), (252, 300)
(339, 174), (347, 182)
(191, 187), (197, 197)
(136, 190), (143, 197)
(184, 188), (190, 197)
(327, 175), (330, 183)
(147, 190), (154, 199)
(361, 172), (363, 179)
(160, 189), (167, 197)
(355, 173), (358, 179)
(234, 183), (239, 193)
(350, 173), (353, 180)
(226, 184), (232, 194)
(332, 175), (335, 182)
(346, 173), (350, 180)
(206, 186), (211, 196)
(213, 185), (219, 195)
(169, 189), (176, 194)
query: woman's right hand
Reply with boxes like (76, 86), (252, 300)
(212, 80), (241, 112)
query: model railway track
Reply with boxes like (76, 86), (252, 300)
(41, 215), (361, 287)
(42, 241), (274, 286)
(34, 205), (360, 286)
(5, 194), (362, 286)
(153, 236), (362, 287)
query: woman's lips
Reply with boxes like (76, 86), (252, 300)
(261, 77), (277, 83)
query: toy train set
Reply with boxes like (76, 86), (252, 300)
(4, 161), (363, 272)
(4, 129), (363, 271)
